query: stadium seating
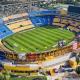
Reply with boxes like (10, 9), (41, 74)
(53, 23), (65, 28)
(61, 18), (68, 24)
(30, 16), (54, 26)
(53, 17), (66, 28)
(3, 64), (39, 76)
(8, 20), (33, 33)
(3, 13), (34, 33)
(68, 26), (79, 32)
(0, 51), (6, 60)
(53, 15), (80, 33)
(69, 20), (79, 27)
(0, 19), (13, 39)
(3, 13), (28, 24)
(53, 17), (60, 23)
(29, 10), (57, 26)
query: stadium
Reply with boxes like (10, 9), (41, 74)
(0, 5), (80, 79)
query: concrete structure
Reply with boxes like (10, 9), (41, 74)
(0, 0), (39, 17)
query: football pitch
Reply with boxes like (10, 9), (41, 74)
(2, 26), (75, 53)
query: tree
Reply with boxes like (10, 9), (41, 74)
(75, 66), (80, 75)
(3, 70), (11, 80)
(76, 53), (80, 65)
(0, 73), (4, 80)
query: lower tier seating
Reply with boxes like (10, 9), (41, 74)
(53, 17), (80, 33)
(8, 20), (33, 33)
(0, 24), (13, 39)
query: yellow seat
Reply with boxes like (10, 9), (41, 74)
(53, 23), (65, 27)
(53, 17), (60, 23)
(61, 19), (68, 24)
(8, 20), (33, 32)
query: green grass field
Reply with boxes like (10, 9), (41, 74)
(0, 75), (47, 80)
(10, 76), (47, 80)
(2, 26), (75, 53)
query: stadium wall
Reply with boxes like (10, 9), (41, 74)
(0, 43), (80, 63)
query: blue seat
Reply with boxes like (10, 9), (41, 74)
(0, 24), (13, 39)
(0, 18), (13, 39)
(29, 10), (56, 26)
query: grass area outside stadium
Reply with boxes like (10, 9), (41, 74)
(10, 76), (47, 80)
(0, 74), (47, 80)
(2, 26), (75, 54)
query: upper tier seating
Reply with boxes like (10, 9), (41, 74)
(29, 10), (57, 26)
(30, 16), (53, 26)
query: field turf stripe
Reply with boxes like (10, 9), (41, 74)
(21, 33), (48, 46)
(13, 36), (36, 52)
(5, 38), (30, 52)
(13, 34), (47, 51)
(23, 30), (55, 44)
(25, 31), (55, 44)
(41, 27), (74, 38)
(10, 36), (35, 52)
(32, 28), (63, 41)
(16, 34), (53, 48)
(25, 28), (58, 42)
(40, 28), (73, 40)
(15, 34), (45, 50)
(21, 31), (54, 50)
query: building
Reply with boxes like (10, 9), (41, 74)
(0, 0), (39, 17)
